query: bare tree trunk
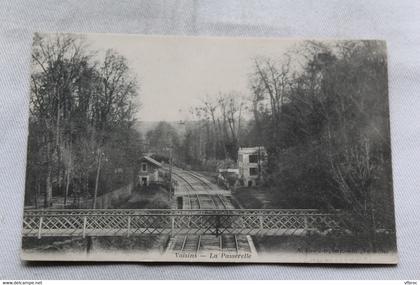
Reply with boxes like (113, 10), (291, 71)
(45, 163), (53, 208)
(64, 167), (71, 207)
(55, 86), (62, 201)
(64, 140), (72, 207)
(210, 113), (218, 158)
(44, 141), (53, 208)
(92, 148), (102, 209)
(34, 177), (39, 209)
(217, 118), (228, 158)
(205, 121), (210, 159)
(237, 103), (243, 145)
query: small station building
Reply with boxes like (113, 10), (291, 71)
(138, 156), (162, 186)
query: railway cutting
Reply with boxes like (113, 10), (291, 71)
(165, 167), (257, 256)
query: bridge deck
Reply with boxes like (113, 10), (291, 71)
(22, 209), (346, 239)
(174, 190), (231, 196)
(23, 228), (308, 237)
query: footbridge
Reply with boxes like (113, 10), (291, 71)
(22, 209), (347, 239)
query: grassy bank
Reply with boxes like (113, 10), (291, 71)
(113, 184), (171, 209)
(232, 186), (279, 208)
(22, 235), (169, 254)
(253, 232), (396, 254)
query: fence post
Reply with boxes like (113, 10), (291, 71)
(171, 216), (175, 236)
(259, 216), (264, 231)
(82, 216), (87, 238)
(127, 216), (131, 237)
(37, 216), (43, 239)
(216, 215), (220, 237)
(304, 215), (309, 235)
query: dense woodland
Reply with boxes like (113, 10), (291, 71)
(149, 40), (395, 238)
(25, 33), (141, 208)
(25, 35), (395, 242)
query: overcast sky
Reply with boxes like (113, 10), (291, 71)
(86, 34), (295, 122)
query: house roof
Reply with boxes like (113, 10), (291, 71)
(238, 146), (266, 155)
(141, 156), (162, 168)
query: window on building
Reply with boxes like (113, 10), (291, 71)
(141, 177), (147, 185)
(249, 167), (258, 176)
(249, 154), (258, 163)
(141, 163), (147, 172)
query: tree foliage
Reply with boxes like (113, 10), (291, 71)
(179, 41), (394, 244)
(248, 41), (394, 244)
(26, 33), (141, 208)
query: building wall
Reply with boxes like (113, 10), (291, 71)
(138, 161), (160, 186)
(238, 147), (266, 187)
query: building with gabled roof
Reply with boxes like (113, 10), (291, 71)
(138, 156), (162, 186)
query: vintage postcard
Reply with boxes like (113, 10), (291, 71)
(21, 33), (397, 263)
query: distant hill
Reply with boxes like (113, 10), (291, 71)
(134, 121), (189, 136)
(134, 119), (253, 138)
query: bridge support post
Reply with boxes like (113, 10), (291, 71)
(127, 216), (131, 237)
(82, 216), (87, 238)
(171, 217), (175, 236)
(216, 215), (220, 237)
(303, 216), (309, 235)
(37, 217), (43, 239)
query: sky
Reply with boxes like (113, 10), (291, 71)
(86, 34), (296, 122)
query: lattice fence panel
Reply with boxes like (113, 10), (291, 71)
(22, 209), (348, 237)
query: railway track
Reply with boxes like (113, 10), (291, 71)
(168, 234), (252, 254)
(185, 170), (236, 210)
(171, 171), (201, 209)
(173, 169), (234, 209)
(166, 167), (256, 256)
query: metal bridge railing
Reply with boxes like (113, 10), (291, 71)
(22, 209), (347, 239)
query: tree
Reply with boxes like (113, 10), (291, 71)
(30, 33), (93, 207)
(146, 122), (181, 160)
(248, 40), (394, 248)
(90, 49), (138, 208)
(182, 92), (247, 168)
(27, 33), (141, 209)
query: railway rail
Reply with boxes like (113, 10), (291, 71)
(171, 168), (232, 210)
(168, 234), (252, 254)
(180, 170), (233, 209)
(171, 171), (201, 209)
(167, 168), (256, 255)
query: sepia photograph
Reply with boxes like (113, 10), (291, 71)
(21, 33), (397, 263)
